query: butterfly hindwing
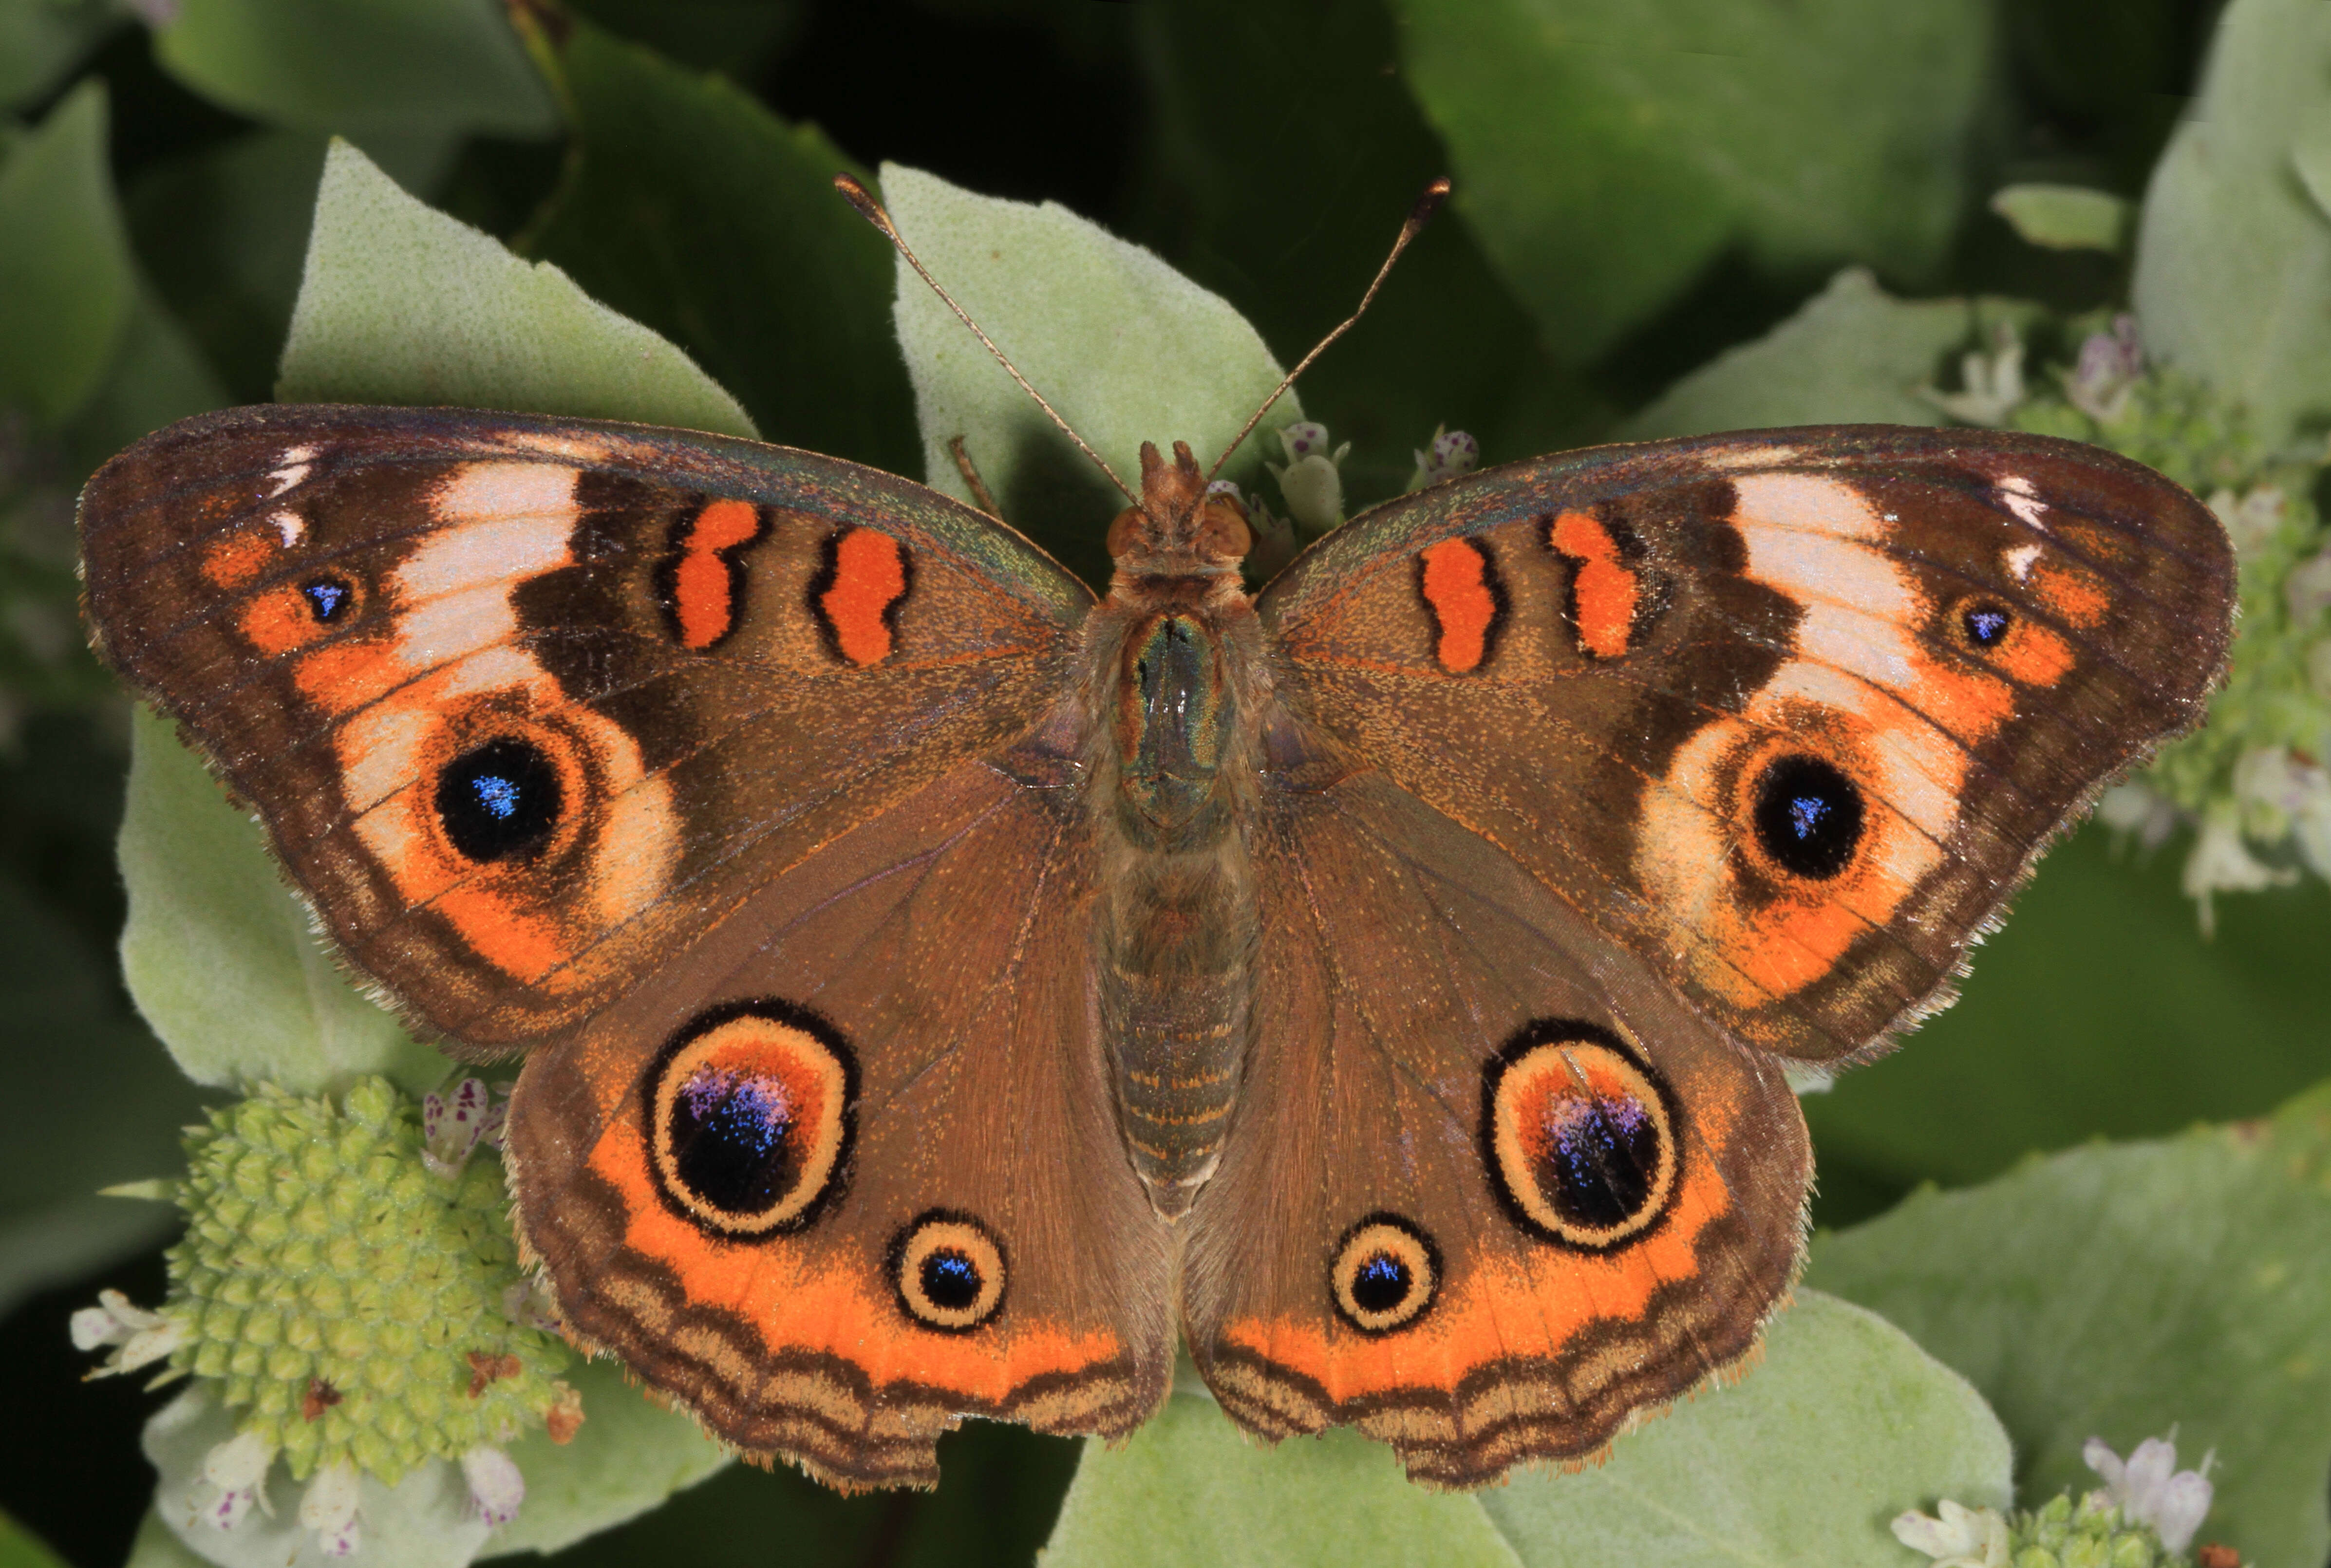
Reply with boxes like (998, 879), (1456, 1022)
(507, 746), (1174, 1490)
(79, 404), (1092, 1049)
(1256, 427), (2234, 1062)
(1182, 763), (1808, 1486)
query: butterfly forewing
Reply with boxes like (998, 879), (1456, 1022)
(79, 405), (1093, 1048)
(1256, 427), (2234, 1063)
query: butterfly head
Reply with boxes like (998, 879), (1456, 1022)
(1107, 440), (1253, 577)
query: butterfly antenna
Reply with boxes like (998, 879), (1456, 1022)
(1205, 177), (1452, 484)
(833, 173), (1138, 505)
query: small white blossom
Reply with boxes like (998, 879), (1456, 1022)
(462, 1446), (526, 1528)
(1406, 426), (1481, 490)
(2084, 1434), (2213, 1552)
(2233, 746), (2331, 877)
(2183, 813), (2294, 933)
(2095, 781), (2181, 851)
(502, 1276), (563, 1335)
(2207, 485), (2286, 557)
(1924, 323), (2027, 426)
(1892, 1498), (2011, 1567)
(422, 1078), (505, 1178)
(2066, 314), (2144, 424)
(299, 1462), (362, 1558)
(1265, 422), (1349, 534)
(194, 1429), (274, 1530)
(2287, 548), (2331, 626)
(73, 1289), (185, 1379)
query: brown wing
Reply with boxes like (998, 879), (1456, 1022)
(78, 404), (1093, 1049)
(507, 743), (1175, 1490)
(1181, 761), (1807, 1487)
(1256, 426), (2233, 1062)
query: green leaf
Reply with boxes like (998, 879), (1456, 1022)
(520, 13), (916, 474)
(884, 163), (1299, 587)
(1124, 0), (1603, 501)
(1045, 1292), (2006, 1566)
(2131, 0), (2331, 446)
(1043, 1381), (1522, 1568)
(479, 1360), (730, 1558)
(1483, 1292), (2009, 1565)
(152, 0), (555, 142)
(1989, 184), (2136, 252)
(277, 139), (753, 435)
(1809, 1079), (2331, 1567)
(117, 706), (441, 1096)
(0, 863), (204, 1316)
(0, 81), (135, 425)
(0, 1509), (73, 1568)
(127, 130), (330, 404)
(59, 283), (232, 477)
(1395, 0), (1995, 362)
(1623, 268), (2042, 438)
(1805, 824), (2331, 1197)
(0, 0), (122, 112)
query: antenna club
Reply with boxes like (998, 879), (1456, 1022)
(1408, 177), (1452, 230)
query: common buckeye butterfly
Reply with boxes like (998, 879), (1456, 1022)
(76, 177), (2233, 1492)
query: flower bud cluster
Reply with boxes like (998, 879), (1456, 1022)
(82, 1077), (580, 1556)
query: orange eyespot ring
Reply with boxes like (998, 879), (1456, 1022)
(1482, 1023), (1681, 1251)
(1328, 1214), (1440, 1335)
(645, 1002), (857, 1237)
(888, 1211), (1007, 1333)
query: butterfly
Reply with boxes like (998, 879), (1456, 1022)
(76, 178), (2234, 1493)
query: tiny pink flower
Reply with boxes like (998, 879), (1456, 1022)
(1891, 1498), (2010, 1567)
(2066, 314), (2144, 423)
(194, 1429), (273, 1530)
(462, 1446), (526, 1528)
(423, 1078), (504, 1177)
(72, 1288), (184, 1378)
(2085, 1434), (2214, 1553)
(1412, 428), (1480, 485)
(299, 1462), (361, 1557)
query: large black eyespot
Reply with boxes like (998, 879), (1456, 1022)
(1482, 1022), (1682, 1251)
(435, 738), (563, 862)
(1329, 1214), (1440, 1334)
(1960, 599), (2013, 649)
(889, 1211), (1006, 1332)
(1750, 753), (1863, 880)
(301, 575), (356, 624)
(646, 1002), (856, 1236)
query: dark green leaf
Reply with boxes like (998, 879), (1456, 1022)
(1810, 1078), (2331, 1566)
(1806, 824), (2331, 1195)
(521, 14), (917, 473)
(153, 0), (555, 142)
(0, 82), (135, 425)
(127, 130), (328, 403)
(1124, 0), (1603, 502)
(1395, 0), (1996, 363)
